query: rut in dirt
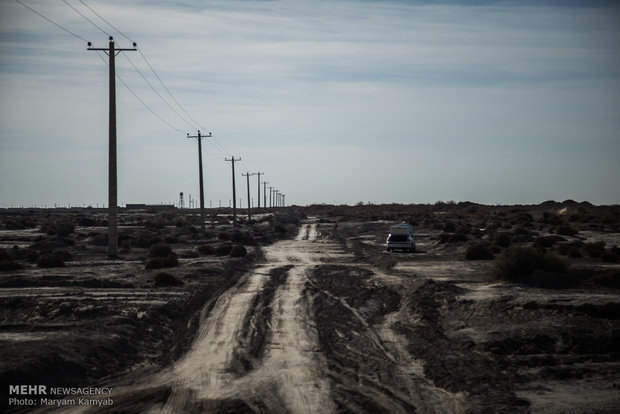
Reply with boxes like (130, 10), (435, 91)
(155, 223), (335, 413)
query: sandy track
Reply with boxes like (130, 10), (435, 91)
(42, 222), (456, 413)
(64, 223), (336, 413)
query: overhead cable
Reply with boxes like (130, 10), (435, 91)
(15, 0), (90, 43)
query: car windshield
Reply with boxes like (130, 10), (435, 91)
(389, 234), (409, 242)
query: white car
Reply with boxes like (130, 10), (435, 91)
(386, 224), (415, 252)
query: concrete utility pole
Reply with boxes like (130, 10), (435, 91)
(88, 37), (136, 259)
(255, 172), (264, 209)
(187, 130), (211, 236)
(242, 172), (256, 221)
(262, 181), (268, 209)
(225, 156), (241, 226)
(268, 186), (273, 208)
(282, 194), (286, 207)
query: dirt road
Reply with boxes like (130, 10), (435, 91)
(40, 221), (457, 413)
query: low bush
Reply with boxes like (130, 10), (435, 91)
(0, 250), (22, 271)
(150, 243), (174, 258)
(494, 232), (513, 248)
(533, 235), (564, 248)
(230, 245), (247, 258)
(145, 254), (178, 269)
(52, 249), (73, 262)
(40, 220), (75, 237)
(153, 272), (183, 287)
(214, 243), (232, 256)
(465, 243), (494, 260)
(601, 252), (619, 263)
(197, 245), (215, 255)
(584, 241), (606, 258)
(37, 253), (65, 268)
(495, 247), (568, 282)
(439, 232), (468, 243)
(555, 224), (577, 236)
(586, 270), (620, 289)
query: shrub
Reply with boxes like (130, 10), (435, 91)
(0, 250), (22, 271)
(533, 235), (564, 248)
(150, 243), (174, 258)
(37, 253), (65, 268)
(153, 272), (183, 287)
(40, 220), (75, 237)
(145, 254), (178, 269)
(214, 243), (232, 256)
(197, 245), (215, 255)
(555, 224), (577, 236)
(495, 247), (568, 282)
(134, 231), (162, 248)
(218, 232), (231, 241)
(584, 241), (606, 258)
(230, 245), (247, 258)
(439, 232), (468, 243)
(494, 232), (513, 248)
(52, 249), (73, 262)
(465, 243), (494, 260)
(601, 252), (619, 263)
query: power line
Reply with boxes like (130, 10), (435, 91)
(62, 0), (110, 38)
(94, 51), (184, 133)
(79, 0), (134, 44)
(123, 53), (196, 131)
(76, 0), (233, 157)
(15, 0), (90, 43)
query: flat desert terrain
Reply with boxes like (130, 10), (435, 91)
(1, 201), (619, 413)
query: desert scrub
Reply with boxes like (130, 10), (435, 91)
(150, 243), (174, 258)
(153, 272), (183, 287)
(493, 232), (513, 248)
(0, 250), (23, 271)
(439, 232), (468, 243)
(583, 241), (606, 258)
(214, 243), (232, 256)
(230, 244), (247, 258)
(145, 255), (178, 269)
(37, 253), (65, 268)
(146, 244), (178, 269)
(555, 223), (577, 236)
(197, 245), (215, 255)
(495, 247), (567, 282)
(465, 243), (494, 260)
(533, 235), (564, 248)
(40, 220), (75, 237)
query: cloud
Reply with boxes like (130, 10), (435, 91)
(1, 0), (619, 206)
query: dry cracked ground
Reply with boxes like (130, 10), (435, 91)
(1, 205), (620, 413)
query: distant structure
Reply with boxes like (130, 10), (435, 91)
(125, 204), (175, 211)
(179, 192), (184, 209)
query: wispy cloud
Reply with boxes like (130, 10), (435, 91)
(1, 0), (619, 206)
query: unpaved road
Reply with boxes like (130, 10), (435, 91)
(41, 221), (460, 413)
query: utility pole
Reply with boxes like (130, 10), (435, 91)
(187, 130), (211, 236)
(225, 156), (241, 226)
(255, 172), (263, 209)
(262, 181), (268, 209)
(88, 37), (136, 259)
(268, 186), (273, 208)
(242, 172), (256, 221)
(282, 194), (286, 207)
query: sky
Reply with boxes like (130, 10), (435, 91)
(0, 0), (619, 208)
